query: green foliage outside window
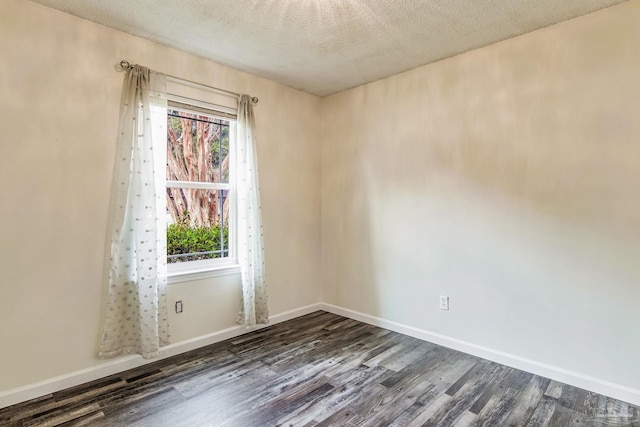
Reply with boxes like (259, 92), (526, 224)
(167, 215), (229, 263)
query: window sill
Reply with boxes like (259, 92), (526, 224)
(167, 264), (241, 284)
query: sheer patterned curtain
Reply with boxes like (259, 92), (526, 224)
(237, 95), (269, 326)
(99, 65), (169, 359)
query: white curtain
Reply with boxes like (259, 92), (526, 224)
(99, 65), (169, 359)
(237, 95), (269, 326)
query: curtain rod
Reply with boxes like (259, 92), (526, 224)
(118, 60), (258, 104)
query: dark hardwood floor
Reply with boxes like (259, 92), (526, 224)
(1, 311), (638, 426)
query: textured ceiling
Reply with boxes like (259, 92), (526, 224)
(30, 0), (627, 96)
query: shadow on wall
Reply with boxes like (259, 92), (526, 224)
(336, 158), (381, 316)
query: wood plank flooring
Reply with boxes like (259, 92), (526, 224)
(1, 311), (639, 426)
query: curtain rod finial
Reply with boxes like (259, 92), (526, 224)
(252, 97), (259, 104)
(118, 60), (132, 71)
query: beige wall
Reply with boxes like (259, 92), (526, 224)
(322, 0), (640, 390)
(0, 0), (321, 392)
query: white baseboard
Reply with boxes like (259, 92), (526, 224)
(4, 302), (639, 409)
(319, 302), (640, 406)
(0, 303), (322, 409)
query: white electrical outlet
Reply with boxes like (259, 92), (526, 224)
(175, 300), (183, 313)
(439, 295), (449, 311)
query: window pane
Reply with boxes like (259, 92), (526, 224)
(167, 110), (230, 183)
(166, 188), (230, 263)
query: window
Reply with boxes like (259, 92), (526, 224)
(164, 100), (237, 275)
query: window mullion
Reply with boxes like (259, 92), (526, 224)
(167, 180), (231, 190)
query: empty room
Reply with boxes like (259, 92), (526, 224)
(1, 0), (639, 425)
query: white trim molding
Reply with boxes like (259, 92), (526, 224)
(0, 303), (322, 409)
(3, 302), (640, 409)
(318, 302), (640, 407)
(167, 264), (240, 284)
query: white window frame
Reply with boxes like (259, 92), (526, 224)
(164, 96), (240, 282)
